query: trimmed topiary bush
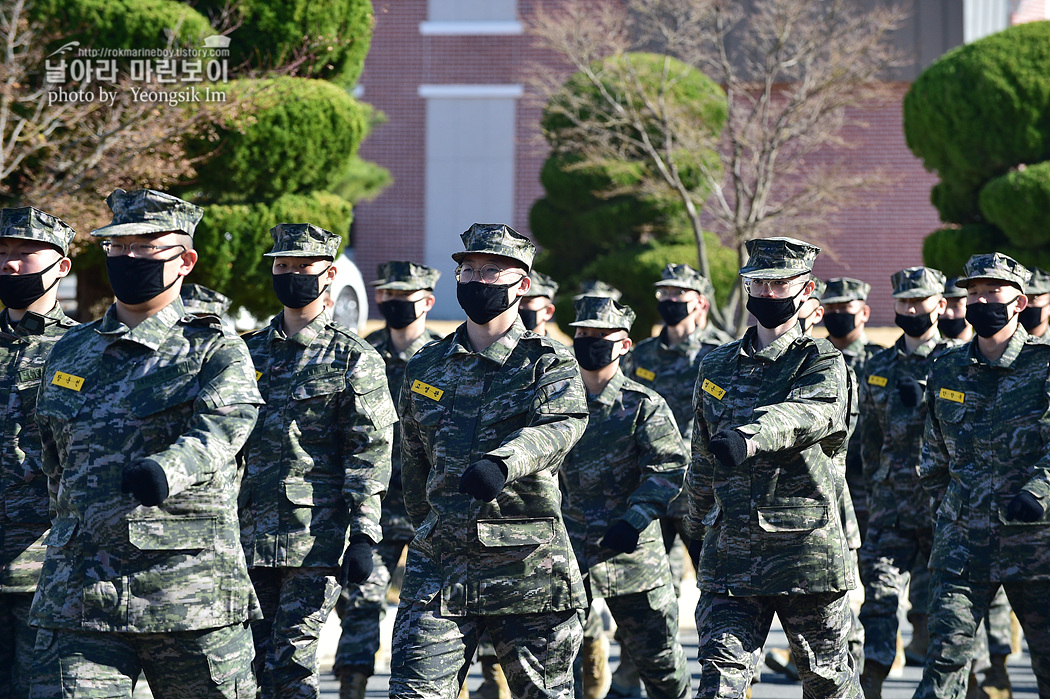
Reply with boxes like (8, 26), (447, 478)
(32, 0), (213, 50)
(978, 162), (1050, 249)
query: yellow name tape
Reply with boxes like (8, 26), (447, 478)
(867, 375), (888, 387)
(51, 371), (84, 392)
(939, 388), (965, 404)
(634, 367), (656, 382)
(411, 380), (444, 402)
(255, 371), (262, 381)
(701, 379), (726, 400)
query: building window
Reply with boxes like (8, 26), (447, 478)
(421, 0), (521, 35)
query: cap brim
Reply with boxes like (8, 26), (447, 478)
(739, 269), (810, 280)
(892, 289), (941, 299)
(263, 250), (334, 258)
(371, 281), (430, 291)
(0, 232), (67, 253)
(954, 276), (1023, 291)
(820, 294), (863, 304)
(568, 319), (629, 330)
(91, 222), (186, 237)
(451, 250), (532, 271)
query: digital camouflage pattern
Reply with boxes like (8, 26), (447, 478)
(574, 280), (622, 301)
(452, 223), (536, 271)
(891, 266), (946, 299)
(1027, 267), (1050, 296)
(32, 298), (264, 633)
(240, 309), (395, 567)
(0, 304), (77, 698)
(654, 264), (715, 298)
(90, 189), (203, 238)
(180, 284), (232, 317)
(738, 237), (819, 279)
(263, 223), (341, 260)
(822, 278), (871, 305)
(602, 587), (689, 699)
(525, 270), (559, 299)
(955, 252), (1031, 291)
(370, 261), (441, 291)
(917, 326), (1050, 697)
(942, 277), (966, 299)
(687, 323), (853, 595)
(0, 207), (76, 254)
(569, 296), (635, 332)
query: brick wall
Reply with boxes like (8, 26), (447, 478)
(1012, 0), (1049, 24)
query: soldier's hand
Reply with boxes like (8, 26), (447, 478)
(1006, 491), (1044, 523)
(600, 520), (639, 554)
(121, 459), (169, 506)
(897, 376), (923, 407)
(708, 430), (748, 468)
(458, 459), (507, 501)
(340, 535), (374, 585)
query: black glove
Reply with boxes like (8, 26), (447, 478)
(897, 376), (923, 407)
(340, 535), (374, 585)
(600, 520), (640, 554)
(1006, 491), (1044, 523)
(121, 459), (169, 506)
(458, 459), (507, 501)
(708, 430), (748, 468)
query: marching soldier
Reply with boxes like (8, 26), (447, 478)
(938, 277), (973, 345)
(1019, 267), (1050, 339)
(519, 270), (559, 336)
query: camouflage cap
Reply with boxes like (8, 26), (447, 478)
(370, 261), (441, 291)
(955, 252), (1031, 292)
(653, 263), (715, 297)
(524, 270), (559, 299)
(180, 283), (231, 316)
(569, 295), (636, 331)
(942, 277), (967, 299)
(0, 206), (76, 255)
(739, 237), (820, 280)
(91, 188), (203, 238)
(451, 223), (535, 271)
(573, 280), (622, 301)
(263, 223), (341, 259)
(1025, 268), (1050, 296)
(891, 266), (946, 299)
(822, 277), (871, 305)
(809, 278), (827, 303)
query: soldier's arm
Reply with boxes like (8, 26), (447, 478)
(486, 351), (589, 483)
(1019, 360), (1050, 502)
(735, 349), (848, 456)
(685, 366), (715, 540)
(918, 376), (951, 509)
(143, 337), (262, 499)
(341, 348), (396, 545)
(622, 394), (688, 532)
(398, 361), (431, 528)
(34, 388), (62, 517)
(858, 364), (885, 485)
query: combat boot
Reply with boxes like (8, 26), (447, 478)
(904, 614), (929, 667)
(860, 660), (890, 699)
(979, 654), (1012, 699)
(339, 672), (368, 699)
(606, 654), (641, 698)
(582, 635), (611, 699)
(475, 658), (510, 699)
(764, 648), (800, 682)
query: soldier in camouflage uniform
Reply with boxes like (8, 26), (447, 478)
(574, 280), (622, 301)
(30, 189), (263, 698)
(519, 270), (559, 335)
(561, 295), (690, 699)
(239, 224), (396, 699)
(0, 208), (77, 699)
(334, 261), (442, 699)
(916, 253), (1050, 698)
(1019, 267), (1050, 340)
(390, 223), (588, 699)
(938, 277), (973, 346)
(687, 237), (859, 699)
(857, 267), (948, 698)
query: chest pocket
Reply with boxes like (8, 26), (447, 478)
(478, 390), (531, 442)
(36, 369), (92, 423)
(933, 395), (967, 456)
(291, 369), (345, 444)
(129, 362), (200, 418)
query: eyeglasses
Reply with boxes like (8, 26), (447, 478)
(454, 263), (524, 285)
(101, 241), (185, 258)
(655, 288), (698, 302)
(743, 277), (806, 298)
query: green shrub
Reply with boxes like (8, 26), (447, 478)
(33, 0), (213, 50)
(979, 162), (1050, 248)
(921, 224), (1005, 277)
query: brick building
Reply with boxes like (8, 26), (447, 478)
(350, 0), (1048, 323)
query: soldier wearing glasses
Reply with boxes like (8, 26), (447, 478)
(687, 237), (858, 698)
(30, 189), (263, 698)
(389, 223), (588, 699)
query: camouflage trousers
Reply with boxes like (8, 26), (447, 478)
(695, 590), (860, 698)
(659, 515), (699, 598)
(1, 592), (37, 699)
(858, 524), (933, 667)
(971, 586), (1014, 671)
(915, 572), (1050, 698)
(250, 567), (342, 699)
(389, 596), (583, 699)
(28, 623), (255, 699)
(333, 537), (410, 676)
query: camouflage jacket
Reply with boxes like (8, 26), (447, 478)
(687, 324), (852, 595)
(33, 299), (264, 632)
(0, 305), (78, 593)
(622, 324), (726, 517)
(835, 334), (882, 483)
(922, 329), (1050, 582)
(398, 320), (588, 616)
(560, 370), (686, 598)
(240, 311), (396, 569)
(861, 333), (945, 532)
(365, 325), (443, 543)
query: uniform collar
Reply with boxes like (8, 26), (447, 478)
(96, 297), (186, 350)
(894, 331), (941, 358)
(658, 323), (707, 353)
(446, 317), (526, 366)
(0, 302), (71, 338)
(740, 322), (802, 361)
(589, 368), (626, 407)
(267, 308), (330, 347)
(375, 326), (437, 361)
(837, 333), (870, 358)
(961, 325), (1029, 369)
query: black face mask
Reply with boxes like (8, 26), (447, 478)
(967, 301), (1016, 338)
(823, 312), (857, 339)
(657, 299), (691, 326)
(895, 312), (935, 338)
(272, 266), (331, 309)
(106, 247), (184, 306)
(937, 316), (969, 338)
(457, 279), (518, 325)
(519, 307), (540, 331)
(379, 299), (421, 330)
(574, 336), (619, 371)
(746, 285), (805, 329)
(1019, 305), (1045, 333)
(0, 256), (62, 309)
